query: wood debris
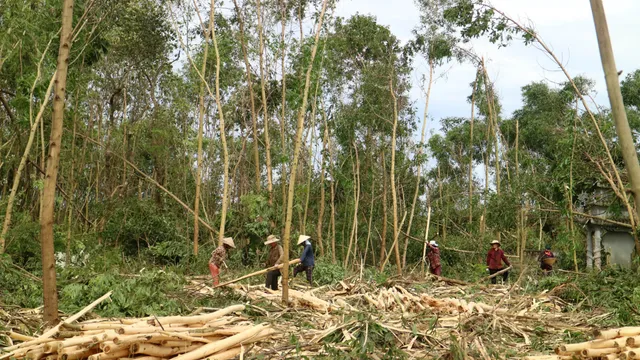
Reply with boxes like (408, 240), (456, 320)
(525, 327), (640, 360)
(0, 305), (277, 360)
(184, 276), (599, 359)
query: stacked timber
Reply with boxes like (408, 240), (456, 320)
(525, 326), (640, 360)
(1, 305), (277, 360)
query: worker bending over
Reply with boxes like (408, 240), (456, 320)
(538, 245), (556, 276)
(486, 240), (510, 284)
(209, 237), (235, 286)
(293, 235), (315, 286)
(264, 234), (284, 290)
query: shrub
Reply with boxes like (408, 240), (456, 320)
(312, 259), (346, 286)
(101, 199), (187, 257)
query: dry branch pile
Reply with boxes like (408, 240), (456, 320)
(185, 277), (600, 359)
(525, 327), (640, 360)
(0, 305), (277, 360)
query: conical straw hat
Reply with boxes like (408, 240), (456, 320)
(297, 235), (311, 245)
(222, 237), (235, 248)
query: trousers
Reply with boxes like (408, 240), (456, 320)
(265, 269), (281, 290)
(293, 264), (314, 285)
(209, 263), (220, 286)
(489, 267), (509, 284)
(430, 266), (442, 276)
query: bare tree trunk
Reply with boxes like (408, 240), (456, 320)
(590, 0), (640, 254)
(345, 145), (360, 267)
(121, 81), (128, 193)
(256, 0), (274, 206)
(352, 146), (361, 265)
(302, 93), (319, 232)
(515, 119), (519, 178)
(315, 109), (329, 257)
(389, 76), (402, 275)
(66, 98), (79, 266)
(281, 0), (328, 303)
(211, 0), (230, 244)
(468, 70), (479, 223)
(330, 171), (337, 264)
(402, 59), (434, 269)
(420, 206), (432, 274)
(569, 100), (579, 271)
(564, 186), (578, 271)
(379, 151), (388, 268)
(232, 0), (261, 191)
(279, 0), (288, 224)
(41, 0), (74, 325)
(482, 60), (500, 196)
(193, 1), (212, 256)
(437, 165), (445, 240)
(0, 74), (55, 252)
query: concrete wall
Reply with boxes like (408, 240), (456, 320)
(602, 231), (635, 268)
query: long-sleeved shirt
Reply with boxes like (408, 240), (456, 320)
(266, 244), (284, 267)
(209, 245), (227, 267)
(300, 242), (315, 267)
(486, 248), (510, 270)
(427, 246), (441, 269)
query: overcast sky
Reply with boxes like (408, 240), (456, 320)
(334, 0), (640, 137)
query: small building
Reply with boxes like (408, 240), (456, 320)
(575, 185), (635, 269)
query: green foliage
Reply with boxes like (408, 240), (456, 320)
(4, 214), (44, 271)
(148, 240), (192, 264)
(363, 266), (391, 285)
(622, 70), (640, 110)
(320, 312), (408, 359)
(534, 268), (640, 326)
(60, 270), (186, 317)
(0, 255), (43, 308)
(312, 259), (345, 285)
(102, 199), (188, 257)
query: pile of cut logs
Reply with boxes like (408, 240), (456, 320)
(525, 326), (640, 360)
(1, 305), (276, 360)
(362, 286), (502, 314)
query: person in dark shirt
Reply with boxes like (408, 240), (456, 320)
(538, 245), (556, 276)
(486, 240), (511, 284)
(264, 235), (284, 290)
(293, 235), (315, 286)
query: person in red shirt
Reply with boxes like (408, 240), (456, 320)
(538, 245), (556, 276)
(427, 240), (441, 276)
(486, 240), (510, 284)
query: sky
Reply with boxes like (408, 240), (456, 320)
(334, 0), (640, 137)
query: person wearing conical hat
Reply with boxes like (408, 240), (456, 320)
(427, 240), (442, 276)
(292, 235), (314, 286)
(486, 240), (510, 284)
(264, 235), (284, 290)
(209, 237), (235, 286)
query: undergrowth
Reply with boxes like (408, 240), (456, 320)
(531, 267), (640, 326)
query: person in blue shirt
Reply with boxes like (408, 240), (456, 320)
(293, 235), (315, 286)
